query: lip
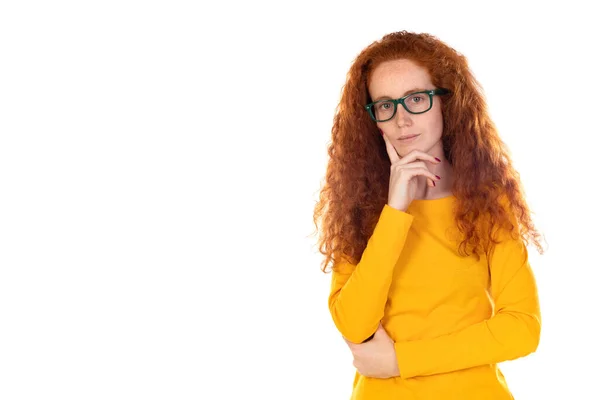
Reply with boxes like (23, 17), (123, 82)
(397, 134), (420, 142)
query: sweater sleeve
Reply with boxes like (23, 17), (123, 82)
(394, 222), (542, 379)
(328, 204), (414, 344)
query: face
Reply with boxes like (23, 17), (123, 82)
(367, 59), (444, 157)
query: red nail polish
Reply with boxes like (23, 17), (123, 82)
(436, 175), (441, 179)
(433, 181), (436, 187)
(435, 157), (441, 162)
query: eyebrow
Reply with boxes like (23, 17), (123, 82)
(372, 87), (427, 102)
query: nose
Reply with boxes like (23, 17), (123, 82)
(394, 104), (412, 127)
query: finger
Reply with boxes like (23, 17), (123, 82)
(397, 161), (438, 187)
(397, 149), (441, 166)
(395, 162), (440, 180)
(396, 160), (428, 170)
(404, 167), (440, 183)
(382, 133), (401, 164)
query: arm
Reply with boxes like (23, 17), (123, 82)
(394, 224), (542, 379)
(328, 204), (414, 344)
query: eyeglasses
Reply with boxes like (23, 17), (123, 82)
(364, 88), (450, 122)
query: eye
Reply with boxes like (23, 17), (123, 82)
(377, 101), (393, 110)
(408, 94), (427, 103)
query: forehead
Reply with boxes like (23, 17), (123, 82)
(368, 59), (433, 97)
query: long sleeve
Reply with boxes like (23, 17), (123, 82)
(394, 225), (542, 379)
(328, 204), (414, 343)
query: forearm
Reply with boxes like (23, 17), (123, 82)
(395, 309), (541, 378)
(395, 262), (541, 378)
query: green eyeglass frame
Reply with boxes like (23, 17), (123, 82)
(364, 88), (451, 122)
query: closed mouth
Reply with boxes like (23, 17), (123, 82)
(398, 134), (420, 140)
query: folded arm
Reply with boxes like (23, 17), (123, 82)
(394, 226), (541, 379)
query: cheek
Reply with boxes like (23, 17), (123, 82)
(428, 110), (444, 137)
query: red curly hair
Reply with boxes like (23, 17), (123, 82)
(312, 31), (544, 273)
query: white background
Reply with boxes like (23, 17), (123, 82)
(1, 1), (598, 399)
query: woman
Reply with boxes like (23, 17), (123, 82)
(312, 31), (544, 399)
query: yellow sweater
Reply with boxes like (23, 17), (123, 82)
(328, 195), (541, 399)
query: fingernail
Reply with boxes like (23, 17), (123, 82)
(435, 175), (441, 179)
(433, 181), (436, 187)
(435, 157), (441, 162)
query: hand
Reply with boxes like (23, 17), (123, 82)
(382, 134), (441, 212)
(343, 323), (400, 379)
